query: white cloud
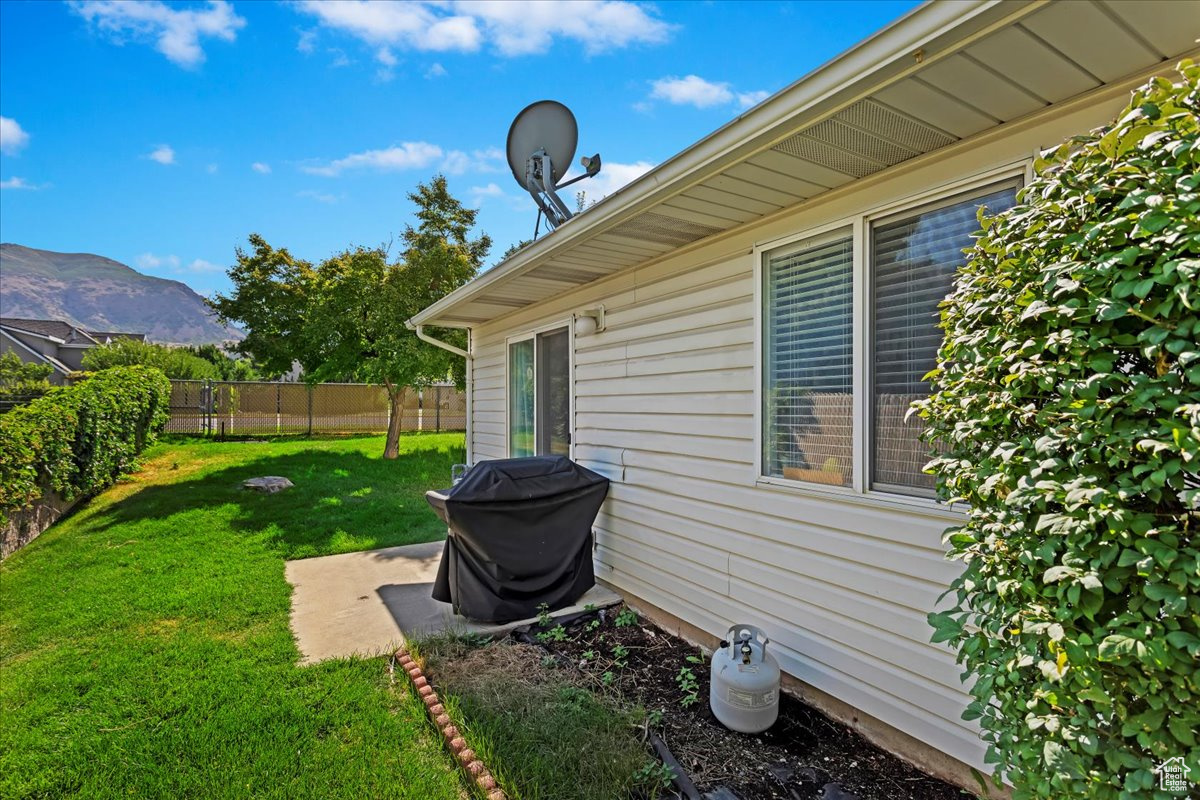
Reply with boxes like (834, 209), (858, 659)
(297, 28), (318, 54)
(70, 0), (246, 69)
(424, 62), (447, 78)
(647, 75), (770, 111)
(467, 182), (504, 206)
(328, 48), (352, 67)
(375, 46), (397, 66)
(187, 258), (223, 272)
(0, 117), (30, 155)
(295, 0), (672, 57)
(457, 0), (673, 56)
(136, 252), (181, 270)
(572, 159), (653, 200)
(736, 90), (770, 109)
(147, 144), (175, 164)
(0, 176), (42, 190)
(442, 147), (503, 176)
(298, 189), (340, 203)
(650, 75), (732, 108)
(206, 163), (218, 174)
(304, 141), (444, 176)
(251, 161), (271, 174)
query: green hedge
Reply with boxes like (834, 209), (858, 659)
(0, 366), (171, 524)
(917, 62), (1199, 798)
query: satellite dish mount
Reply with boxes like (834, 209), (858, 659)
(507, 100), (602, 233)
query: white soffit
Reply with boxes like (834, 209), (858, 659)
(413, 0), (1200, 329)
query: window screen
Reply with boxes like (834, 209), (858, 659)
(871, 181), (1018, 495)
(763, 229), (853, 486)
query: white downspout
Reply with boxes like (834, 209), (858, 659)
(410, 323), (474, 464)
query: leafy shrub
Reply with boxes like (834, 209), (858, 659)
(917, 62), (1199, 799)
(0, 366), (171, 523)
(0, 352), (54, 401)
(81, 338), (220, 380)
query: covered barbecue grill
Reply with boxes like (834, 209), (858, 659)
(425, 455), (610, 622)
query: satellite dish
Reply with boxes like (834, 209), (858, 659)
(507, 101), (577, 187)
(505, 100), (601, 233)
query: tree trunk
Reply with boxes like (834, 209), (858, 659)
(384, 382), (404, 459)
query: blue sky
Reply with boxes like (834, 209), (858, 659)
(0, 0), (917, 296)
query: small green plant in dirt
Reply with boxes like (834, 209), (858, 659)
(536, 624), (569, 643)
(584, 603), (597, 612)
(581, 649), (598, 664)
(602, 670), (615, 686)
(676, 665), (700, 708)
(584, 618), (600, 633)
(536, 603), (553, 627)
(614, 607), (638, 627)
(647, 708), (664, 728)
(634, 759), (676, 791)
(611, 644), (629, 668)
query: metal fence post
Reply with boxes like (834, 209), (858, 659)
(307, 384), (313, 436)
(436, 385), (442, 432)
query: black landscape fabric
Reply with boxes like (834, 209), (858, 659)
(426, 455), (609, 623)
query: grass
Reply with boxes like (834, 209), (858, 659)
(414, 636), (655, 800)
(0, 433), (469, 799)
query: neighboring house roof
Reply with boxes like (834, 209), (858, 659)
(88, 330), (146, 343)
(410, 0), (1198, 329)
(0, 328), (73, 376)
(0, 317), (144, 344)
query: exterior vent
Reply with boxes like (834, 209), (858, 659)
(838, 98), (957, 153)
(773, 134), (882, 178)
(608, 212), (723, 247)
(772, 97), (959, 179)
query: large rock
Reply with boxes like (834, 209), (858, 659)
(243, 476), (294, 493)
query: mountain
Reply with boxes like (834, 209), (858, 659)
(0, 244), (242, 345)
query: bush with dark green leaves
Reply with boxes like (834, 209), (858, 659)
(0, 366), (171, 523)
(0, 352), (54, 401)
(917, 62), (1199, 799)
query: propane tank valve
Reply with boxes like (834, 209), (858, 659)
(740, 640), (753, 664)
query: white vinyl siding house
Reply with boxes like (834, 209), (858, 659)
(411, 0), (1199, 784)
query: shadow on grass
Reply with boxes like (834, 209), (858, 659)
(85, 444), (456, 560)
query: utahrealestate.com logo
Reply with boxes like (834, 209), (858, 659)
(1154, 757), (1192, 794)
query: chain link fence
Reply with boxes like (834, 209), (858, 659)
(167, 380), (465, 436)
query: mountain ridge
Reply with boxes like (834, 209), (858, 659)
(0, 243), (242, 345)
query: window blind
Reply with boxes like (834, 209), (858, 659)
(871, 182), (1018, 495)
(764, 229), (853, 486)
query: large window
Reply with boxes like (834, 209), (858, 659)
(763, 229), (853, 486)
(871, 183), (1018, 495)
(760, 177), (1019, 499)
(508, 327), (570, 458)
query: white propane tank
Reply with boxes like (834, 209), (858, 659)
(709, 624), (780, 733)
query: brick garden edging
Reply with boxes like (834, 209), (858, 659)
(392, 646), (506, 800)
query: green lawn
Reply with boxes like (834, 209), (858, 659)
(0, 434), (469, 799)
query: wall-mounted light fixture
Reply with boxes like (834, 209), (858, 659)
(574, 305), (606, 337)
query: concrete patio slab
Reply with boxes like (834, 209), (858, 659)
(285, 540), (622, 664)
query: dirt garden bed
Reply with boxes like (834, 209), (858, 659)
(423, 604), (977, 800)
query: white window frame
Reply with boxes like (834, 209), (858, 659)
(504, 318), (575, 460)
(753, 161), (1028, 514)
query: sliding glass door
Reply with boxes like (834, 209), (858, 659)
(508, 327), (570, 457)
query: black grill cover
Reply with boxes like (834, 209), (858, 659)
(427, 456), (610, 622)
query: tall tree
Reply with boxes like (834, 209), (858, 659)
(209, 176), (489, 458)
(209, 234), (314, 378)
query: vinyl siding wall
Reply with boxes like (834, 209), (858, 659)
(466, 89), (1130, 770)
